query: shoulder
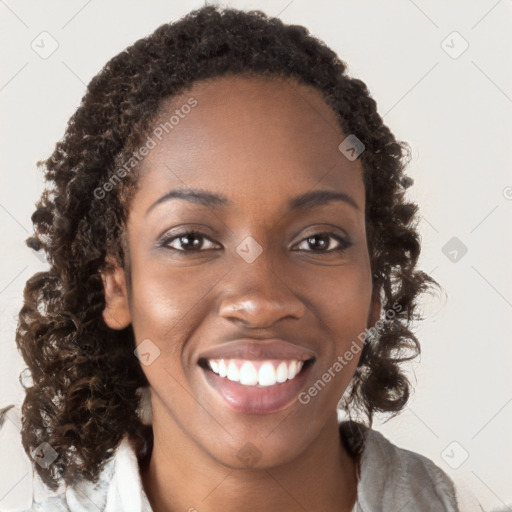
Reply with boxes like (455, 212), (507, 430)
(339, 420), (460, 512)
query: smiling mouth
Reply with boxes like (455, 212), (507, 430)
(198, 356), (315, 414)
(199, 358), (313, 386)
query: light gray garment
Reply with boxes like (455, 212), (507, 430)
(1, 414), (461, 511)
(350, 427), (459, 511)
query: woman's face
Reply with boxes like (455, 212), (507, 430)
(102, 74), (379, 469)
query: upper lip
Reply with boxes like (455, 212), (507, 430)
(198, 339), (317, 362)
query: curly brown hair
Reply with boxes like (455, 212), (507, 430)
(15, 4), (437, 491)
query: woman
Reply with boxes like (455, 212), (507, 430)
(4, 5), (460, 511)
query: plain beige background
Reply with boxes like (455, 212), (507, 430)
(1, 1), (511, 510)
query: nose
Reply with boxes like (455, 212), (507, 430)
(218, 252), (305, 329)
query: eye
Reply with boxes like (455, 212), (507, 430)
(293, 232), (352, 253)
(160, 231), (220, 252)
(159, 229), (352, 254)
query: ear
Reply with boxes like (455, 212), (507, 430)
(99, 257), (132, 330)
(367, 286), (381, 327)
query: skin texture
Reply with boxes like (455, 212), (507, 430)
(101, 74), (380, 512)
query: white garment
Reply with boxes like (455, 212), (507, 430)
(0, 405), (476, 512)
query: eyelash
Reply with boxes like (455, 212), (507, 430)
(159, 230), (352, 254)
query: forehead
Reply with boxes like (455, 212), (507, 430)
(134, 74), (364, 212)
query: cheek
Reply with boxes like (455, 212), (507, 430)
(300, 253), (372, 389)
(129, 244), (372, 347)
(304, 258), (373, 336)
(331, 269), (373, 344)
(127, 258), (229, 376)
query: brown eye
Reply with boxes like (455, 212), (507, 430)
(294, 232), (352, 253)
(161, 231), (219, 252)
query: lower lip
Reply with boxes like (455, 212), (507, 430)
(201, 363), (312, 414)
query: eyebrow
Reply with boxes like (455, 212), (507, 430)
(145, 187), (359, 217)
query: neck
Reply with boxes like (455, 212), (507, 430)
(141, 414), (358, 512)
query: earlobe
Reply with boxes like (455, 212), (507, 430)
(100, 258), (132, 330)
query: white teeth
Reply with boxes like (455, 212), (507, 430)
(288, 360), (298, 380)
(218, 359), (227, 378)
(276, 362), (288, 383)
(239, 361), (258, 386)
(227, 361), (239, 382)
(207, 358), (306, 387)
(258, 362), (277, 386)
